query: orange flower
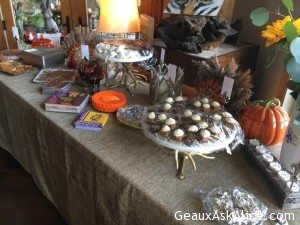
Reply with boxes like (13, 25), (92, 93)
(261, 16), (292, 47)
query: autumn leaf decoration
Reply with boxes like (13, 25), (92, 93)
(194, 58), (253, 117)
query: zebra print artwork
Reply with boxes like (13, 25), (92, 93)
(163, 0), (224, 16)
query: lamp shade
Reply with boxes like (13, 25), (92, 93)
(98, 0), (140, 33)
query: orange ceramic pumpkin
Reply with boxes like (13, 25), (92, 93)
(239, 98), (290, 146)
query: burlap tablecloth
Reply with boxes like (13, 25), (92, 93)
(0, 71), (299, 225)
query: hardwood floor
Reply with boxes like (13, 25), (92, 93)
(0, 149), (67, 225)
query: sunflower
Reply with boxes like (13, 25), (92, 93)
(261, 16), (291, 47)
(293, 18), (300, 34)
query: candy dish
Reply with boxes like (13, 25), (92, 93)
(92, 90), (127, 113)
(117, 105), (147, 129)
(96, 39), (153, 63)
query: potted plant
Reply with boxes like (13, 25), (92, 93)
(250, 0), (300, 171)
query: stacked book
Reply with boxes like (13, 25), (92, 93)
(74, 110), (109, 132)
(45, 91), (89, 114)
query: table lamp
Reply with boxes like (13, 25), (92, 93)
(98, 0), (140, 34)
(97, 0), (150, 96)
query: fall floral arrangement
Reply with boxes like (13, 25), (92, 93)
(250, 0), (300, 125)
(62, 27), (103, 69)
(78, 59), (106, 94)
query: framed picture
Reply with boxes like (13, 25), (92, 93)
(163, 0), (224, 16)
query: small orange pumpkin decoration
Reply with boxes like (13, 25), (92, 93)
(239, 98), (290, 146)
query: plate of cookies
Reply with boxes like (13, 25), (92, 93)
(142, 96), (244, 154)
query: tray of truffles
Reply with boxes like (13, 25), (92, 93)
(96, 39), (153, 63)
(244, 139), (300, 209)
(142, 96), (244, 154)
(0, 60), (37, 75)
(33, 68), (78, 83)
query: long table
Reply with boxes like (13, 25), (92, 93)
(0, 71), (299, 225)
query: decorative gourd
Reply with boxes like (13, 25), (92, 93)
(239, 98), (290, 146)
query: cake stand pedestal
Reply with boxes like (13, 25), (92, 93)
(175, 151), (215, 180)
(142, 122), (239, 180)
(96, 53), (153, 96)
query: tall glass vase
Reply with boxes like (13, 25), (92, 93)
(280, 105), (300, 172)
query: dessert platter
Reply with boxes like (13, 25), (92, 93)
(142, 96), (244, 179)
(0, 60), (37, 75)
(33, 68), (78, 83)
(96, 39), (153, 63)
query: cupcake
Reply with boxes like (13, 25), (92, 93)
(191, 114), (201, 123)
(222, 112), (233, 123)
(182, 109), (193, 123)
(173, 129), (185, 142)
(201, 98), (209, 104)
(193, 100), (201, 108)
(165, 118), (177, 131)
(188, 125), (199, 134)
(165, 97), (174, 104)
(175, 96), (184, 102)
(174, 96), (185, 107)
(212, 114), (222, 122)
(209, 125), (222, 140)
(211, 101), (221, 110)
(198, 121), (209, 130)
(147, 112), (156, 124)
(202, 103), (211, 112)
(158, 114), (167, 124)
(185, 124), (198, 145)
(209, 125), (221, 135)
(159, 125), (171, 137)
(224, 117), (238, 129)
(163, 103), (172, 112)
(199, 129), (211, 142)
(184, 109), (193, 117)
